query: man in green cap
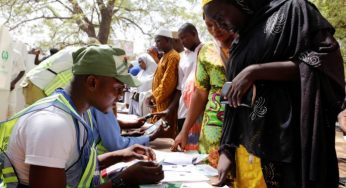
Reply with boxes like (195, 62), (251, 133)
(1, 45), (163, 187)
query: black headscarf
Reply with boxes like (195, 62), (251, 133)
(218, 0), (345, 187)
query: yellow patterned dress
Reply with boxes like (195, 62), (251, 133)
(195, 42), (226, 167)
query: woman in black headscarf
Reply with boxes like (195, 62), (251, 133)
(203, 0), (345, 187)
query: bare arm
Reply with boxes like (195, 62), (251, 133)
(29, 165), (67, 188)
(249, 61), (299, 81)
(118, 118), (145, 129)
(171, 87), (208, 150)
(97, 144), (155, 170)
(10, 71), (25, 91)
(34, 53), (41, 65)
(227, 61), (299, 107)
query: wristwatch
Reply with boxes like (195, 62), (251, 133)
(111, 174), (127, 188)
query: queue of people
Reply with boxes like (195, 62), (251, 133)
(0, 0), (345, 187)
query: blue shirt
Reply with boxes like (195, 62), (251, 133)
(91, 108), (149, 151)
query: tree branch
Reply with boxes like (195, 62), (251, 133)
(10, 15), (72, 30)
(55, 0), (74, 13)
(67, 0), (96, 37)
(4, 0), (17, 24)
(94, 0), (102, 24)
(118, 16), (151, 36)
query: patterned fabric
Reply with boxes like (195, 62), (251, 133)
(195, 42), (227, 167)
(181, 72), (202, 151)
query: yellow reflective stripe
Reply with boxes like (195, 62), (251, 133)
(96, 141), (108, 156)
(56, 95), (80, 118)
(2, 167), (14, 174)
(87, 110), (93, 129)
(3, 176), (18, 183)
(44, 70), (73, 96)
(78, 147), (96, 188)
(9, 94), (59, 119)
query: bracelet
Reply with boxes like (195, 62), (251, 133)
(111, 174), (127, 188)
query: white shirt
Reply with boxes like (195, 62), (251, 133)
(177, 43), (203, 119)
(7, 106), (85, 185)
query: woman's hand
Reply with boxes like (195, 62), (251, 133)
(170, 131), (188, 151)
(226, 65), (255, 107)
(213, 153), (232, 186)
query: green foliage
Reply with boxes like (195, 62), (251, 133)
(0, 0), (206, 51)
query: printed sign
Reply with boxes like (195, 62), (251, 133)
(0, 25), (13, 90)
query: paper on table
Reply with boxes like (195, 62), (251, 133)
(162, 165), (194, 172)
(154, 150), (208, 165)
(161, 171), (209, 183)
(180, 182), (214, 188)
(195, 164), (218, 177)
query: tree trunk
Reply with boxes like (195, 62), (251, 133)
(98, 6), (113, 44)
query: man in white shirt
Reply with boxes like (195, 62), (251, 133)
(176, 23), (203, 132)
(4, 45), (163, 187)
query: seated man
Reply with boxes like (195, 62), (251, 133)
(1, 45), (163, 187)
(23, 45), (159, 153)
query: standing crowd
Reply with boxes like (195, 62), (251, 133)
(0, 0), (345, 187)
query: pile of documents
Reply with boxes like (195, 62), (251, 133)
(102, 150), (220, 187)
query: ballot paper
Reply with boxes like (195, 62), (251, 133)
(154, 150), (208, 165)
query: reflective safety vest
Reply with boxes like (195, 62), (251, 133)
(0, 93), (98, 187)
(96, 140), (109, 156)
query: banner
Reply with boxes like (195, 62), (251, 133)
(0, 25), (13, 90)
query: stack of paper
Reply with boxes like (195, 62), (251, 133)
(103, 150), (217, 186)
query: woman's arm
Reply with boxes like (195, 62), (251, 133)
(171, 87), (208, 150)
(227, 61), (299, 107)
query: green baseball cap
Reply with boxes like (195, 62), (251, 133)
(72, 45), (141, 87)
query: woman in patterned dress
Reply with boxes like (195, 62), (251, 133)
(172, 14), (236, 168)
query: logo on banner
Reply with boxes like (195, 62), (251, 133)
(2, 50), (9, 61)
